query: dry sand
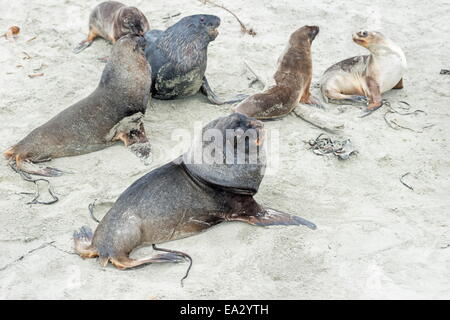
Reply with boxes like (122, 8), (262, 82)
(0, 0), (449, 299)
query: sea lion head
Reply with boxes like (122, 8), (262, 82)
(119, 7), (147, 36)
(289, 25), (319, 46)
(352, 31), (385, 49)
(182, 113), (266, 194)
(172, 14), (221, 44)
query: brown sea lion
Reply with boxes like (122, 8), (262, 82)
(73, 113), (316, 272)
(74, 1), (150, 53)
(4, 34), (151, 176)
(320, 31), (407, 116)
(233, 25), (320, 119)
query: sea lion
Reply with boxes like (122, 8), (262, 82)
(320, 31), (407, 116)
(73, 113), (316, 271)
(74, 1), (150, 53)
(144, 14), (245, 105)
(233, 25), (320, 119)
(4, 34), (151, 176)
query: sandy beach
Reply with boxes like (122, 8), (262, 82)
(0, 0), (449, 299)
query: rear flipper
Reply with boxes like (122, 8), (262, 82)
(200, 77), (247, 105)
(73, 40), (93, 54)
(73, 29), (97, 54)
(228, 208), (317, 230)
(6, 151), (64, 177)
(73, 226), (99, 258)
(109, 252), (186, 270)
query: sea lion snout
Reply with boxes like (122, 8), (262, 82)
(202, 15), (221, 40)
(307, 25), (320, 40)
(352, 31), (373, 47)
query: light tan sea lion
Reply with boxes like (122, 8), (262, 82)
(320, 31), (407, 116)
(74, 1), (150, 53)
(233, 25), (320, 119)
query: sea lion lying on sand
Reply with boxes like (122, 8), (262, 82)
(74, 113), (316, 272)
(4, 34), (151, 176)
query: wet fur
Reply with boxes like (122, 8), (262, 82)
(144, 15), (219, 99)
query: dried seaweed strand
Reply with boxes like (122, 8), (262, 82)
(400, 172), (414, 191)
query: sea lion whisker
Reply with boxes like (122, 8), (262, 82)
(152, 244), (193, 287)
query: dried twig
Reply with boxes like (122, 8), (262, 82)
(28, 73), (44, 78)
(162, 12), (181, 20)
(26, 36), (37, 43)
(399, 172), (414, 191)
(199, 0), (256, 36)
(22, 51), (32, 60)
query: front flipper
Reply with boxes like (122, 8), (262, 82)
(359, 76), (383, 117)
(201, 77), (247, 105)
(107, 112), (151, 159)
(227, 208), (317, 230)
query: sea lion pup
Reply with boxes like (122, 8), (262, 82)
(74, 113), (316, 270)
(320, 31), (407, 116)
(233, 25), (320, 119)
(4, 34), (151, 176)
(144, 14), (245, 105)
(73, 1), (150, 53)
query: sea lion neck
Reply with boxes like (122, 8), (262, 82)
(99, 43), (151, 106)
(178, 160), (257, 196)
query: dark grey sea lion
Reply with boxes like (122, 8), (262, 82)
(143, 14), (246, 105)
(4, 34), (151, 176)
(74, 113), (316, 270)
(74, 1), (150, 53)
